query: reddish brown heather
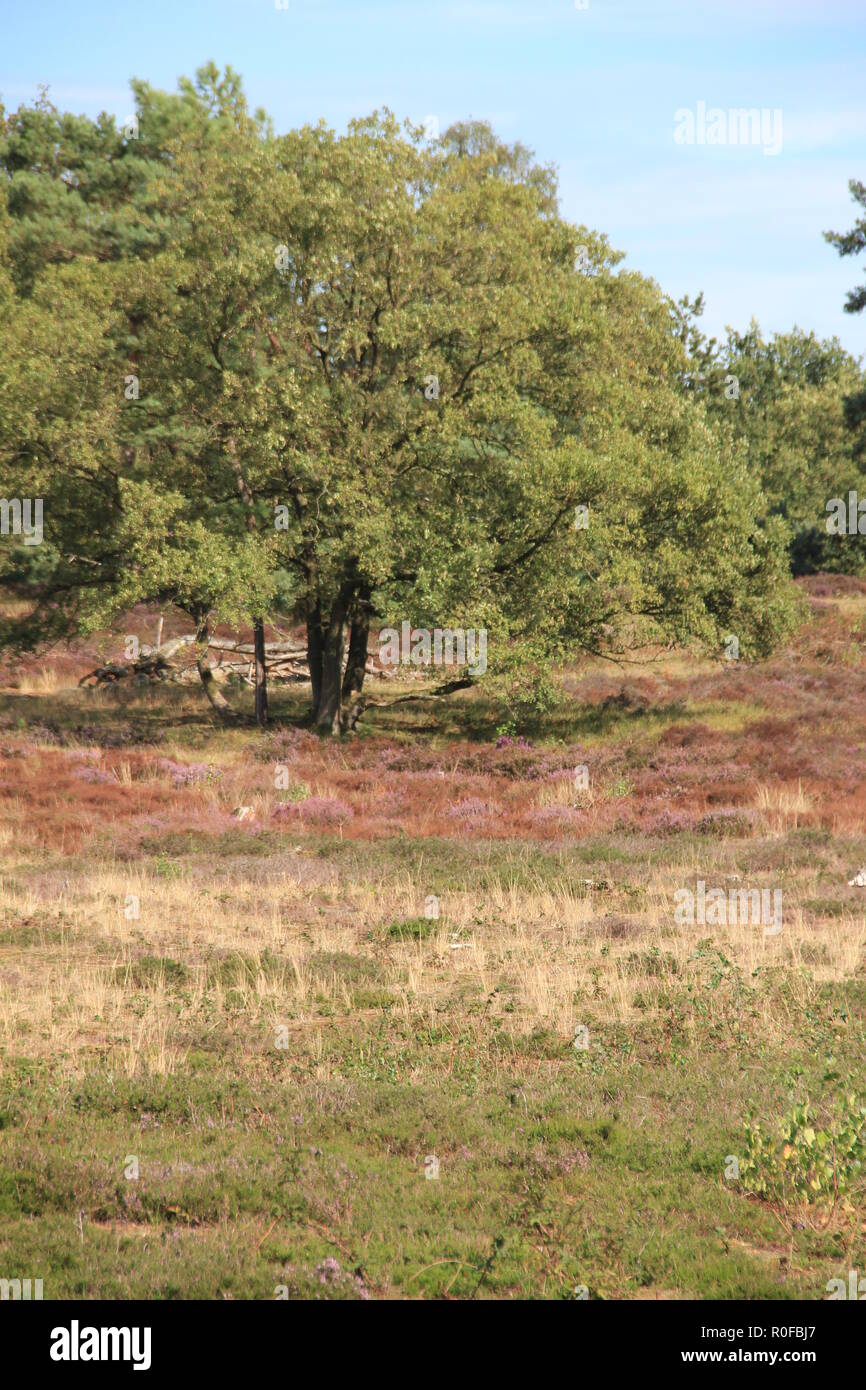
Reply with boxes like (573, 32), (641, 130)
(2, 577), (866, 852)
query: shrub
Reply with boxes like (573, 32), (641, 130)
(697, 808), (756, 836)
(156, 758), (221, 787)
(119, 956), (189, 990)
(642, 809), (695, 836)
(501, 668), (562, 733)
(387, 918), (435, 941)
(447, 798), (490, 820)
(739, 1093), (866, 1209)
(277, 780), (311, 803)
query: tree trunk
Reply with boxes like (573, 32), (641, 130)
(306, 599), (324, 720)
(194, 618), (240, 722)
(226, 435), (268, 726)
(253, 616), (268, 727)
(343, 696), (366, 732)
(315, 591), (350, 735)
(342, 600), (370, 702)
(196, 653), (239, 720)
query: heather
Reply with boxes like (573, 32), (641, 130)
(1, 580), (865, 1300)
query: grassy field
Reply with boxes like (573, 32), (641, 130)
(1, 576), (865, 1300)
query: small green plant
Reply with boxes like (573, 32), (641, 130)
(153, 855), (182, 880)
(607, 775), (634, 799)
(739, 1092), (866, 1209)
(279, 780), (311, 803)
(387, 918), (435, 942)
(119, 956), (189, 990)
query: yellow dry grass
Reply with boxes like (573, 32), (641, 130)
(535, 777), (594, 810)
(754, 781), (813, 834)
(14, 666), (64, 695)
(1, 850), (862, 1080)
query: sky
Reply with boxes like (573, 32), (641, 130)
(2, 0), (865, 360)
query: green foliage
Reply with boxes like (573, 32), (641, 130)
(740, 1090), (866, 1208)
(0, 65), (801, 698)
(675, 298), (866, 575)
(277, 781), (311, 803)
(499, 666), (563, 734)
(0, 65), (261, 294)
(825, 177), (866, 465)
(387, 918), (435, 941)
(118, 956), (190, 990)
(824, 178), (866, 317)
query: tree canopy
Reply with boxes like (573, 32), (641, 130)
(675, 301), (866, 575)
(0, 65), (809, 732)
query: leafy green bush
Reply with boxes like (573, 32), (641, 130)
(740, 1092), (866, 1208)
(501, 668), (562, 734)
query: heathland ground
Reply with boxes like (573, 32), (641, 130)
(1, 574), (864, 1299)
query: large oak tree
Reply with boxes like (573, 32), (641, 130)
(1, 67), (798, 734)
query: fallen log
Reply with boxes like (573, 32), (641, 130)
(79, 633), (391, 689)
(207, 637), (307, 657)
(79, 653), (175, 687)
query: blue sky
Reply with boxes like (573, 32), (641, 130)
(3, 0), (865, 359)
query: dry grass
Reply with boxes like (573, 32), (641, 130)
(14, 665), (64, 695)
(2, 845), (862, 1078)
(755, 781), (814, 835)
(535, 776), (594, 810)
